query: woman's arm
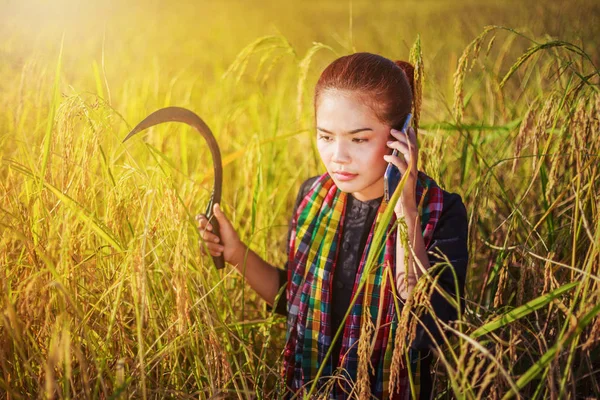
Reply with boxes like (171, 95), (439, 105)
(197, 177), (319, 309)
(197, 204), (281, 306)
(385, 126), (432, 299)
(228, 243), (282, 307)
(408, 192), (469, 350)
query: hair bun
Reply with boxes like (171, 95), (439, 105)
(394, 61), (415, 99)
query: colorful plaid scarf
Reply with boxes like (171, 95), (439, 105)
(282, 171), (444, 399)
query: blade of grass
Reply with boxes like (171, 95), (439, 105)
(470, 281), (579, 339)
(38, 33), (64, 194)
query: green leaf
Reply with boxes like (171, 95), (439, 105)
(471, 281), (579, 339)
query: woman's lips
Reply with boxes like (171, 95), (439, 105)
(333, 171), (358, 181)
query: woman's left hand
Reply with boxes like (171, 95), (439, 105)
(383, 126), (418, 216)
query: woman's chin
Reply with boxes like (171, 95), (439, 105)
(332, 179), (360, 193)
(331, 176), (385, 201)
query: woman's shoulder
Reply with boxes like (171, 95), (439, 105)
(422, 172), (466, 219)
(439, 189), (467, 217)
(298, 175), (320, 197)
(429, 188), (468, 250)
(292, 175), (321, 211)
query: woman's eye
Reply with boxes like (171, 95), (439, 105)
(318, 134), (332, 142)
(352, 138), (367, 143)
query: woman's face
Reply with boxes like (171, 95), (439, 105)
(315, 90), (392, 202)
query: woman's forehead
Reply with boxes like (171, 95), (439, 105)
(316, 90), (383, 128)
(316, 91), (377, 119)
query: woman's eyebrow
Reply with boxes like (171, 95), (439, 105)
(316, 127), (373, 135)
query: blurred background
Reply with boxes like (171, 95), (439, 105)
(1, 0), (599, 398)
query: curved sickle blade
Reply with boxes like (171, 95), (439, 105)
(123, 106), (225, 270)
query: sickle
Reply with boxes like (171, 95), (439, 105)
(123, 106), (225, 270)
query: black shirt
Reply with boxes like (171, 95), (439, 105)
(270, 176), (469, 397)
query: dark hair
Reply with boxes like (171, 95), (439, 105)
(314, 52), (415, 129)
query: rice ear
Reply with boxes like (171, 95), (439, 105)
(453, 26), (496, 123)
(355, 306), (375, 399)
(409, 35), (424, 131)
(296, 43), (336, 121)
(512, 104), (536, 174)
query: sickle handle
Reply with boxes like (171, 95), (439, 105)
(205, 196), (225, 270)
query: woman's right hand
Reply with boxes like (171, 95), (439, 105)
(196, 203), (245, 265)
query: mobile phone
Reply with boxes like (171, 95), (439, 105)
(383, 113), (412, 202)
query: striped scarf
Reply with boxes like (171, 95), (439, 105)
(282, 171), (444, 399)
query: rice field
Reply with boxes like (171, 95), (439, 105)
(1, 0), (599, 398)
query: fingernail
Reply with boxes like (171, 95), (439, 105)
(386, 141), (393, 145)
(391, 129), (398, 133)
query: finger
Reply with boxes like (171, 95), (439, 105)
(201, 247), (223, 257)
(205, 242), (224, 252)
(391, 128), (416, 147)
(386, 140), (409, 154)
(207, 248), (223, 256)
(198, 223), (213, 232)
(198, 240), (224, 255)
(213, 203), (231, 228)
(213, 203), (223, 218)
(391, 128), (418, 161)
(201, 232), (219, 244)
(407, 126), (417, 144)
(199, 221), (213, 231)
(390, 129), (409, 144)
(195, 213), (206, 222)
(196, 216), (213, 231)
(383, 154), (408, 173)
(201, 230), (220, 242)
(405, 127), (418, 153)
(387, 143), (411, 162)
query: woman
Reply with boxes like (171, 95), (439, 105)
(196, 53), (468, 399)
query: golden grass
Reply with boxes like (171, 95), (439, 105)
(1, 0), (599, 398)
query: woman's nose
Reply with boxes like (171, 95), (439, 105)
(331, 141), (351, 164)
